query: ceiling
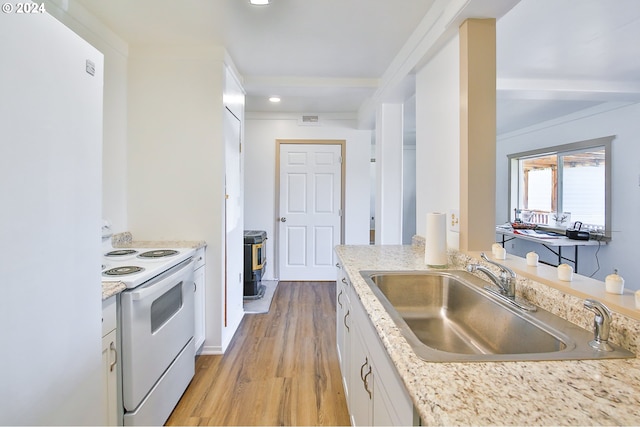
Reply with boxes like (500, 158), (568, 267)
(73, 0), (640, 134)
(496, 0), (640, 134)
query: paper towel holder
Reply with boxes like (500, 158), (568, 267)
(425, 212), (448, 267)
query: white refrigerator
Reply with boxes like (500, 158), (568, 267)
(0, 4), (104, 425)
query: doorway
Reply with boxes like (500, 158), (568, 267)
(276, 140), (345, 280)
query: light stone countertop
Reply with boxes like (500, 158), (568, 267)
(335, 244), (640, 426)
(100, 232), (206, 300)
(102, 281), (126, 301)
(112, 231), (207, 250)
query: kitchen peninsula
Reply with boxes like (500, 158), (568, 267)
(335, 244), (640, 425)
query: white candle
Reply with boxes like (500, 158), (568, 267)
(605, 270), (625, 294)
(494, 246), (506, 260)
(491, 243), (502, 257)
(526, 251), (539, 267)
(557, 264), (573, 282)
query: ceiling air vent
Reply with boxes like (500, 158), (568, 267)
(299, 115), (320, 126)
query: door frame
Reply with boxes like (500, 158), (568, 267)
(275, 139), (346, 279)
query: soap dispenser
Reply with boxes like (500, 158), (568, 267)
(605, 269), (625, 294)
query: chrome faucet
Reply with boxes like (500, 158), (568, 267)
(466, 253), (536, 311)
(584, 299), (614, 352)
(466, 252), (516, 298)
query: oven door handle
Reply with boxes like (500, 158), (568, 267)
(129, 259), (194, 301)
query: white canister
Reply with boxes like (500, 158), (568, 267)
(605, 269), (625, 294)
(635, 290), (640, 309)
(526, 251), (539, 267)
(494, 246), (506, 260)
(557, 264), (573, 282)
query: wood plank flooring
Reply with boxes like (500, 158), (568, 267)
(166, 281), (350, 426)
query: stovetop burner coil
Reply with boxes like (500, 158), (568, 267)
(103, 266), (145, 276)
(138, 249), (179, 258)
(105, 249), (138, 257)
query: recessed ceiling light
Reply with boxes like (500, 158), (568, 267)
(250, 0), (270, 5)
(269, 97), (281, 103)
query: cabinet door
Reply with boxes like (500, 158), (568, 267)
(345, 270), (415, 426)
(336, 267), (351, 404)
(371, 353), (415, 426)
(373, 386), (394, 427)
(193, 264), (206, 352)
(349, 323), (373, 427)
(336, 268), (349, 368)
(101, 330), (118, 426)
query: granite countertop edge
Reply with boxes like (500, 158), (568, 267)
(102, 281), (126, 301)
(335, 244), (640, 426)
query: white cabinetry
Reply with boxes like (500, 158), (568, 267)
(193, 247), (206, 353)
(349, 320), (373, 426)
(336, 265), (351, 403)
(336, 265), (415, 426)
(101, 297), (118, 426)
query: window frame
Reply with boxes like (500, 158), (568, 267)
(507, 135), (613, 238)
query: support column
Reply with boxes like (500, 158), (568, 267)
(459, 19), (496, 251)
(375, 103), (404, 244)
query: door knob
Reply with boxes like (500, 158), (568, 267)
(280, 217), (287, 222)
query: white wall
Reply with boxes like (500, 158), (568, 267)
(127, 46), (225, 241)
(403, 97), (417, 244)
(244, 114), (371, 280)
(127, 46), (241, 353)
(497, 102), (640, 290)
(403, 145), (417, 244)
(1, 9), (103, 424)
(45, 0), (129, 231)
(415, 35), (461, 250)
(375, 103), (404, 244)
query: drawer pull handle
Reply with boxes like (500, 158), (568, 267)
(344, 310), (350, 333)
(109, 342), (117, 372)
(363, 365), (372, 399)
(360, 357), (368, 381)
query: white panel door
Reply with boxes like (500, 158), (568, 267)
(279, 144), (342, 280)
(225, 107), (243, 325)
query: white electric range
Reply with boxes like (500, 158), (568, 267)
(102, 242), (196, 426)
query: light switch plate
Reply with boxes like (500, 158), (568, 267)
(449, 209), (460, 232)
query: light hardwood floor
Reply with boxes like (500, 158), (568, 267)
(166, 281), (351, 426)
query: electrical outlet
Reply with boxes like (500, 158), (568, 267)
(448, 209), (460, 232)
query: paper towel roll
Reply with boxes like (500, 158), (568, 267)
(425, 212), (447, 267)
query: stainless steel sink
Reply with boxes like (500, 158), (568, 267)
(360, 270), (635, 362)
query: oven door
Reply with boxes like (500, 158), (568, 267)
(120, 258), (195, 411)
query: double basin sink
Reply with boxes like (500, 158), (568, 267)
(360, 270), (634, 362)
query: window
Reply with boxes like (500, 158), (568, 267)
(508, 136), (613, 237)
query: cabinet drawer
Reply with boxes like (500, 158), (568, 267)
(102, 296), (117, 337)
(193, 247), (205, 270)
